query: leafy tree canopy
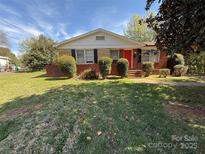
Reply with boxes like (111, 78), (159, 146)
(0, 47), (19, 65)
(124, 14), (156, 42)
(146, 0), (205, 53)
(21, 35), (57, 71)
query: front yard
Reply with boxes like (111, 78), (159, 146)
(145, 75), (205, 83)
(0, 72), (204, 153)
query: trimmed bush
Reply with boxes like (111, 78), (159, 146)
(173, 65), (188, 77)
(117, 58), (128, 78)
(159, 69), (170, 78)
(98, 57), (112, 79)
(79, 68), (98, 80)
(142, 62), (154, 77)
(167, 53), (185, 73)
(57, 55), (76, 78)
(182, 66), (188, 75)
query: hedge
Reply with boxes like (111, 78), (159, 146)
(57, 55), (76, 78)
(117, 58), (128, 78)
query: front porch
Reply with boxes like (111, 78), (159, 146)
(119, 48), (167, 70)
(74, 47), (165, 78)
(53, 47), (167, 78)
(118, 48), (167, 78)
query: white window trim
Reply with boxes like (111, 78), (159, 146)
(141, 50), (160, 63)
(110, 49), (119, 60)
(75, 49), (94, 64)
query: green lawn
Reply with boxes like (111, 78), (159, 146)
(0, 72), (204, 153)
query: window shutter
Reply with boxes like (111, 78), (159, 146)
(119, 49), (123, 58)
(71, 49), (76, 59)
(94, 49), (98, 63)
(138, 49), (142, 63)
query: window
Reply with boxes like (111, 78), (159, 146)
(96, 36), (105, 40)
(110, 50), (119, 60)
(76, 49), (94, 64)
(141, 50), (160, 63)
(76, 50), (84, 64)
(150, 50), (160, 62)
(85, 50), (94, 63)
(141, 51), (149, 62)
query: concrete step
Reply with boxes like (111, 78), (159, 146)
(127, 70), (143, 78)
(128, 72), (142, 75)
(128, 70), (142, 72)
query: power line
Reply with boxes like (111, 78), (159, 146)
(0, 18), (35, 36)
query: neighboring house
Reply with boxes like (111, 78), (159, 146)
(0, 56), (9, 72)
(54, 28), (167, 77)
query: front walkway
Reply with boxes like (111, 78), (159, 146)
(131, 78), (205, 87)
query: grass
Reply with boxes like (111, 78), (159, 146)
(0, 72), (204, 153)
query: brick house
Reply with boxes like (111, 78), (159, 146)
(47, 28), (167, 77)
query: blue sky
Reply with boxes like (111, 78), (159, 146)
(0, 0), (159, 55)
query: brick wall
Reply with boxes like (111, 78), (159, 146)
(76, 64), (99, 75)
(46, 62), (118, 77)
(154, 50), (168, 69)
(77, 62), (118, 75)
(46, 64), (67, 77)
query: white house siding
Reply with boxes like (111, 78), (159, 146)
(58, 32), (138, 49)
(0, 56), (9, 72)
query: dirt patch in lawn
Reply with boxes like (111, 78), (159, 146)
(165, 101), (205, 122)
(0, 104), (43, 121)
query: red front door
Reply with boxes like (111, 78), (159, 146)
(123, 50), (132, 69)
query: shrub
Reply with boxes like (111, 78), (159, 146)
(117, 58), (128, 78)
(79, 68), (98, 80)
(173, 65), (188, 77)
(159, 69), (170, 78)
(57, 55), (76, 78)
(182, 65), (188, 75)
(186, 53), (205, 75)
(167, 53), (185, 73)
(142, 62), (154, 77)
(98, 57), (112, 79)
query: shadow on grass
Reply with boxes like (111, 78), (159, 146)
(0, 81), (204, 153)
(32, 74), (48, 78)
(106, 75), (122, 80)
(32, 74), (69, 80)
(45, 77), (69, 81)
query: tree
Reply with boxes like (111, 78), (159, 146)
(21, 35), (57, 71)
(0, 47), (19, 64)
(124, 15), (156, 42)
(146, 0), (205, 53)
